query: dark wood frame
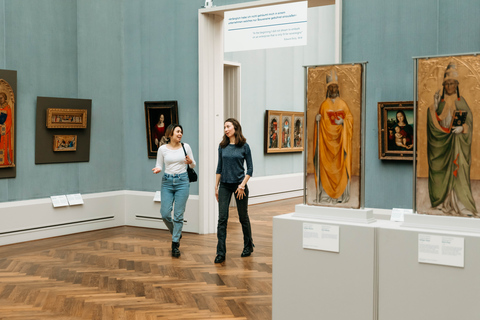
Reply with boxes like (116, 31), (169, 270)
(378, 101), (414, 160)
(265, 110), (304, 154)
(145, 101), (179, 159)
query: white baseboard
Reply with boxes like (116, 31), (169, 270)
(248, 173), (303, 204)
(124, 191), (199, 233)
(0, 174), (302, 246)
(0, 191), (126, 246)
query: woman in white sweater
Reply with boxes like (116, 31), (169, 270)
(152, 124), (196, 257)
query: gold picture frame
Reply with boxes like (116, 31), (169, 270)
(265, 110), (304, 153)
(53, 135), (77, 152)
(46, 108), (87, 129)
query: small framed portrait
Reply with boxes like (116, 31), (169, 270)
(46, 108), (87, 129)
(145, 101), (179, 159)
(265, 110), (304, 153)
(53, 135), (77, 152)
(377, 101), (414, 160)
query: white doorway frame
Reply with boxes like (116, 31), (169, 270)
(198, 0), (342, 234)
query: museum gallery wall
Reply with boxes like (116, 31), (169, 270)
(416, 54), (480, 218)
(305, 63), (363, 209)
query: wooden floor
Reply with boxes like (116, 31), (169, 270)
(0, 197), (302, 320)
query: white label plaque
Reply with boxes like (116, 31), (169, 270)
(303, 223), (339, 253)
(153, 191), (161, 202)
(418, 234), (464, 268)
(390, 208), (413, 222)
(67, 193), (84, 206)
(51, 195), (69, 208)
(224, 1), (307, 52)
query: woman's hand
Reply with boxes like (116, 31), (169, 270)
(215, 187), (219, 202)
(185, 155), (193, 165)
(152, 167), (161, 174)
(235, 185), (245, 199)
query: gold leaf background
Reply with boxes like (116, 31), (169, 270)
(417, 55), (480, 179)
(306, 64), (362, 175)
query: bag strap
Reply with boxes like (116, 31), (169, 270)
(181, 143), (189, 169)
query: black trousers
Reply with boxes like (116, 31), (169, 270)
(216, 182), (253, 256)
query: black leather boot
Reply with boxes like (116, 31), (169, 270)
(172, 242), (181, 258)
(241, 243), (255, 257)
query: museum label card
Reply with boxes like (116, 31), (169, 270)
(224, 1), (307, 52)
(153, 191), (161, 202)
(303, 223), (339, 253)
(391, 208), (413, 222)
(51, 195), (69, 208)
(418, 234), (464, 268)
(67, 193), (84, 206)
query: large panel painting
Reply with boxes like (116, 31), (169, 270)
(416, 54), (480, 218)
(0, 69), (16, 180)
(306, 64), (363, 208)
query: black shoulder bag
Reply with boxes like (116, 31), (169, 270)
(181, 143), (197, 183)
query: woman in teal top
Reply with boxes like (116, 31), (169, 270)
(214, 118), (254, 264)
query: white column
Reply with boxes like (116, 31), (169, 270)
(198, 11), (224, 234)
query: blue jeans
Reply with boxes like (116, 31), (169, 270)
(216, 182), (253, 256)
(160, 172), (190, 242)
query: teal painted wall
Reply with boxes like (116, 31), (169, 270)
(342, 0), (480, 209)
(0, 0), (124, 201)
(122, 0), (203, 195)
(0, 0), (478, 211)
(0, 0), (204, 202)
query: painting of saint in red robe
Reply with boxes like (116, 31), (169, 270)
(0, 79), (14, 168)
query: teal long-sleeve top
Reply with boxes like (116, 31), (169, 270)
(216, 143), (253, 184)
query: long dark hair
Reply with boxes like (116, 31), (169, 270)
(219, 118), (246, 148)
(160, 124), (183, 146)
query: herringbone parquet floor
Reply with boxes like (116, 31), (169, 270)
(0, 197), (302, 320)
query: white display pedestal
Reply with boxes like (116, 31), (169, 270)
(273, 210), (377, 320)
(272, 206), (480, 320)
(294, 204), (376, 224)
(377, 223), (480, 320)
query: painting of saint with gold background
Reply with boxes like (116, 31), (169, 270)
(306, 64), (363, 208)
(416, 55), (480, 217)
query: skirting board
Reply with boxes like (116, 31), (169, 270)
(248, 173), (303, 205)
(0, 190), (200, 246)
(124, 191), (199, 234)
(0, 173), (302, 246)
(0, 191), (126, 246)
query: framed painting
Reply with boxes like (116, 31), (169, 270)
(0, 75), (15, 172)
(377, 101), (414, 160)
(305, 63), (363, 209)
(145, 101), (178, 159)
(53, 135), (77, 152)
(46, 108), (87, 129)
(265, 110), (304, 153)
(415, 54), (480, 218)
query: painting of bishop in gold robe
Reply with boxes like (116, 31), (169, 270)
(306, 64), (362, 208)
